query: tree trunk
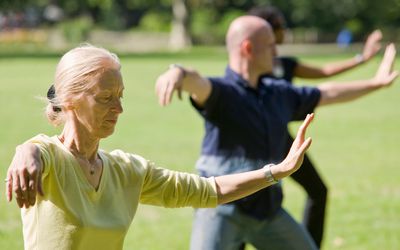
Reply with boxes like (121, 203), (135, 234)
(169, 0), (192, 50)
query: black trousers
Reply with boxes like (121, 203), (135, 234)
(240, 136), (328, 249)
(288, 136), (327, 248)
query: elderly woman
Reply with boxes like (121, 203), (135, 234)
(5, 44), (313, 250)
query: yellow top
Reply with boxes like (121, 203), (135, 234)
(21, 134), (218, 250)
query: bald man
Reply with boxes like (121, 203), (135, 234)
(155, 16), (398, 250)
(248, 6), (383, 247)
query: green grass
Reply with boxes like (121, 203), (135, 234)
(0, 50), (399, 250)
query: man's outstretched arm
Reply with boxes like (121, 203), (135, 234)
(295, 30), (382, 79)
(317, 43), (398, 106)
(155, 65), (212, 107)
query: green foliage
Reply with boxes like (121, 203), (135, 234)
(138, 11), (172, 32)
(58, 16), (93, 43)
(87, 0), (112, 9)
(2, 0), (400, 43)
(215, 9), (245, 39)
(346, 19), (363, 37)
(97, 2), (126, 30)
(190, 8), (219, 44)
(191, 8), (244, 44)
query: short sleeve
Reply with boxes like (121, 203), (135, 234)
(190, 78), (224, 120)
(25, 134), (55, 179)
(288, 85), (321, 121)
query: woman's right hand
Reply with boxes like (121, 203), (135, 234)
(270, 113), (314, 179)
(5, 143), (44, 208)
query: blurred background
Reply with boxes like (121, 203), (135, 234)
(1, 0), (399, 54)
(1, 1), (400, 250)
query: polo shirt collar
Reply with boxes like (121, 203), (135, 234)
(224, 66), (274, 90)
(224, 66), (250, 88)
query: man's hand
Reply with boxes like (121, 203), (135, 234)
(374, 43), (399, 87)
(362, 29), (382, 61)
(6, 143), (44, 208)
(155, 66), (186, 106)
(155, 66), (212, 107)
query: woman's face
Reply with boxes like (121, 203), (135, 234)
(72, 67), (124, 139)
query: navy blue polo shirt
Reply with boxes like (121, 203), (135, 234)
(191, 66), (320, 219)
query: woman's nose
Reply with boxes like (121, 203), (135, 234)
(111, 98), (123, 113)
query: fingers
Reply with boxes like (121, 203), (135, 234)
(28, 168), (41, 205)
(363, 30), (382, 59)
(19, 169), (30, 208)
(296, 113), (314, 140)
(28, 178), (36, 205)
(156, 80), (171, 106)
(162, 81), (171, 106)
(6, 144), (44, 208)
(155, 69), (185, 106)
(278, 115), (314, 179)
(368, 29), (383, 42)
(384, 43), (396, 59)
(11, 170), (37, 208)
(165, 80), (178, 105)
(287, 113), (314, 158)
(156, 79), (169, 106)
(371, 29), (383, 40)
(297, 137), (313, 156)
(277, 137), (312, 179)
(12, 170), (23, 208)
(5, 171), (12, 202)
(376, 44), (397, 80)
(387, 70), (399, 85)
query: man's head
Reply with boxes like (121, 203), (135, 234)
(226, 15), (276, 76)
(248, 6), (286, 44)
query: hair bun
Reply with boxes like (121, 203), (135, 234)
(47, 84), (61, 112)
(47, 84), (56, 100)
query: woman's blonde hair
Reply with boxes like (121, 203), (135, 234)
(46, 44), (121, 126)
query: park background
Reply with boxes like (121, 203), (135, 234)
(0, 0), (399, 249)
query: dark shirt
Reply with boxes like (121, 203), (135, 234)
(273, 56), (299, 83)
(190, 67), (320, 219)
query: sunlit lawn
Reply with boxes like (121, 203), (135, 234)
(0, 48), (399, 249)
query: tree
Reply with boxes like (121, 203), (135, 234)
(169, 0), (192, 49)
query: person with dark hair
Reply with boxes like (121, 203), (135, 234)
(5, 44), (315, 250)
(248, 5), (383, 247)
(248, 5), (382, 81)
(155, 16), (397, 250)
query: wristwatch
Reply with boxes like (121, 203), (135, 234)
(169, 63), (187, 78)
(263, 164), (278, 184)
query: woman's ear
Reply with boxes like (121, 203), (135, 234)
(63, 101), (76, 110)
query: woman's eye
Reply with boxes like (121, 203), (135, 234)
(98, 96), (111, 103)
